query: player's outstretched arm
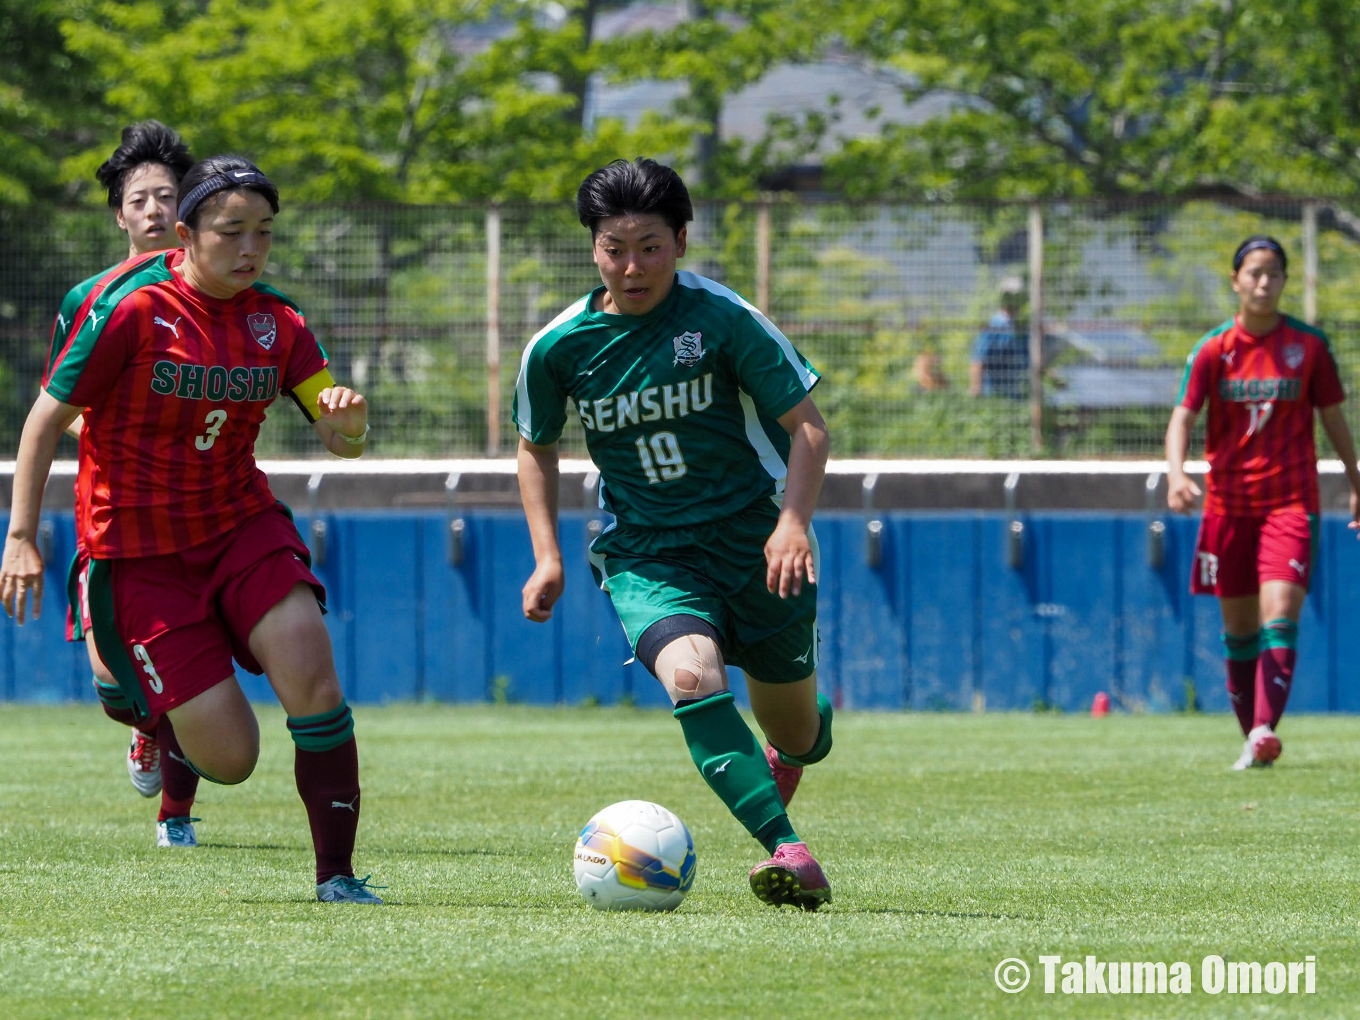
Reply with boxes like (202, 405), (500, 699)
(1165, 405), (1201, 513)
(310, 386), (369, 459)
(1318, 403), (1360, 535)
(518, 437), (564, 622)
(1, 391), (82, 624)
(766, 395), (829, 598)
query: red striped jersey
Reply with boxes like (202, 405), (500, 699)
(1179, 314), (1344, 515)
(43, 249), (328, 558)
(46, 254), (163, 556)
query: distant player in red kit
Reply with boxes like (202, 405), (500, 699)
(2, 156), (383, 903)
(1166, 235), (1360, 769)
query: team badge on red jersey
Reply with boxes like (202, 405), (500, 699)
(1284, 342), (1305, 370)
(672, 330), (704, 367)
(247, 312), (277, 350)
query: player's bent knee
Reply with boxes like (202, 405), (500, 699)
(183, 739), (258, 785)
(637, 615), (729, 703)
(654, 635), (727, 701)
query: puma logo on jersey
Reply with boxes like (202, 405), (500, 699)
(331, 796), (358, 812)
(1273, 677), (1289, 689)
(87, 309), (104, 330)
(1289, 558), (1307, 576)
(1220, 349), (1235, 367)
(154, 316), (182, 338)
(55, 312), (68, 334)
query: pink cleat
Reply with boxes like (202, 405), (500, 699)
(749, 841), (831, 911)
(1249, 725), (1282, 766)
(764, 744), (803, 807)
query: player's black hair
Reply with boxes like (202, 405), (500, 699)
(576, 158), (693, 237)
(1232, 235), (1288, 274)
(176, 155), (281, 229)
(94, 120), (194, 209)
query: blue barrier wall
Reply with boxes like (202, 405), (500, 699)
(4, 510), (1357, 712)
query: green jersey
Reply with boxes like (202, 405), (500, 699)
(514, 270), (819, 527)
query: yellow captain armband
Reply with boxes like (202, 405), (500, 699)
(289, 368), (337, 422)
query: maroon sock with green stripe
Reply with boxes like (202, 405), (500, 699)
(1255, 619), (1297, 730)
(288, 702), (360, 884)
(157, 716), (200, 822)
(1222, 632), (1259, 737)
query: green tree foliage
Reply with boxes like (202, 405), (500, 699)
(0, 0), (109, 205)
(1215, 0), (1360, 197)
(59, 0), (650, 202)
(817, 0), (1245, 198)
(596, 0), (824, 196)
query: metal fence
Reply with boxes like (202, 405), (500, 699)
(4, 196), (1360, 459)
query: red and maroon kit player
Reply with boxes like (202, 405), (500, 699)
(49, 121), (196, 811)
(3, 157), (383, 903)
(1166, 235), (1360, 770)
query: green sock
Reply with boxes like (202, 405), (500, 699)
(674, 692), (799, 853)
(774, 692), (834, 767)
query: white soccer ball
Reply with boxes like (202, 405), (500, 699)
(573, 799), (697, 911)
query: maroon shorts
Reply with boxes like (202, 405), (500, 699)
(88, 505), (324, 717)
(66, 546), (93, 643)
(1191, 510), (1316, 598)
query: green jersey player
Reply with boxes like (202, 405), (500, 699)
(515, 158), (834, 910)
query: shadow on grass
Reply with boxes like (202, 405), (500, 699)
(378, 846), (519, 857)
(201, 842), (292, 851)
(844, 907), (1037, 921)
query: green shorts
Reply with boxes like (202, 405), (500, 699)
(588, 500), (819, 684)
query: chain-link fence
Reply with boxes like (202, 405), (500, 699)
(5, 197), (1359, 459)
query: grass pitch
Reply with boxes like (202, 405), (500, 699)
(1, 705), (1357, 1020)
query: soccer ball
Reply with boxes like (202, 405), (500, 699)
(573, 800), (697, 911)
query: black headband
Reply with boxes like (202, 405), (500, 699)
(1232, 237), (1287, 273)
(177, 168), (274, 224)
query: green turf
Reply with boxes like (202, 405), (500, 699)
(1, 705), (1356, 1019)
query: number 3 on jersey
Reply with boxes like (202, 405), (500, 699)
(195, 409), (228, 450)
(635, 431), (687, 484)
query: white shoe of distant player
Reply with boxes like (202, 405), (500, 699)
(1248, 724), (1282, 766)
(1232, 731), (1278, 770)
(127, 729), (162, 797)
(1231, 742), (1262, 770)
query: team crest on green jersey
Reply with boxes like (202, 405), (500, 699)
(1284, 342), (1305, 369)
(672, 331), (704, 367)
